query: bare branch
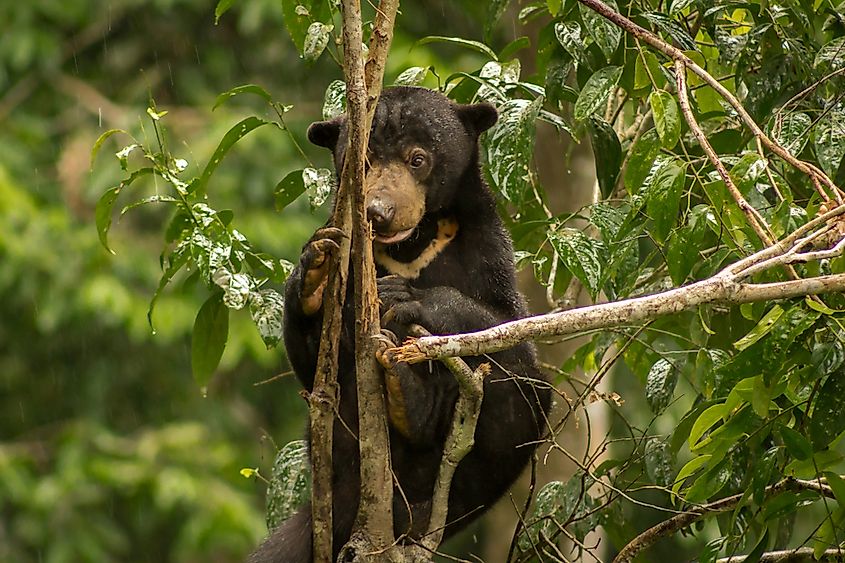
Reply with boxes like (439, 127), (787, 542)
(717, 548), (845, 562)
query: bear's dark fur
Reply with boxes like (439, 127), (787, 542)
(250, 87), (551, 563)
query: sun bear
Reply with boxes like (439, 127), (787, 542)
(250, 86), (551, 562)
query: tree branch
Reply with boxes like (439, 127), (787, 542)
(389, 232), (845, 363)
(612, 478), (835, 563)
(338, 0), (402, 560)
(575, 0), (844, 202)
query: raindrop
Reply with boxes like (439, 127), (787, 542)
(200, 386), (208, 398)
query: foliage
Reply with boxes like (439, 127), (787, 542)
(212, 0), (845, 560)
(7, 0), (845, 560)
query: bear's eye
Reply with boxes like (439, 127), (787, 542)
(409, 152), (426, 168)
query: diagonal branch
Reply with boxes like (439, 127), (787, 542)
(575, 0), (844, 203)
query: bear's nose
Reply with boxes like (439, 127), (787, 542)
(367, 198), (395, 231)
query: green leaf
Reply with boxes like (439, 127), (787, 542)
(485, 0), (510, 40)
(685, 458), (730, 502)
(281, 0), (331, 56)
(824, 472), (845, 506)
(810, 366), (845, 449)
(733, 305), (783, 351)
(303, 22), (333, 62)
(644, 438), (673, 487)
(549, 228), (606, 300)
(641, 12), (697, 51)
(689, 403), (727, 449)
(96, 188), (121, 255)
(554, 21), (587, 66)
(214, 0), (236, 24)
(579, 0), (621, 61)
(192, 117), (274, 196)
(814, 37), (845, 70)
(624, 129), (661, 193)
(95, 168), (155, 254)
(322, 80), (347, 120)
(212, 84), (273, 111)
(249, 289), (285, 348)
(769, 112), (811, 156)
(588, 117), (621, 198)
(813, 109), (845, 177)
(645, 358), (678, 415)
(90, 129), (127, 170)
(148, 243), (191, 329)
(120, 195), (179, 216)
(484, 97), (543, 203)
(303, 167), (334, 210)
(191, 292), (229, 388)
(393, 66), (430, 87)
(519, 477), (602, 549)
(266, 440), (311, 530)
(274, 169), (307, 211)
(574, 66), (622, 121)
(646, 158), (685, 243)
(780, 426), (813, 461)
(650, 89), (681, 149)
(415, 36), (498, 61)
(673, 454), (711, 495)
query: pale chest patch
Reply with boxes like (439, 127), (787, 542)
(374, 217), (458, 279)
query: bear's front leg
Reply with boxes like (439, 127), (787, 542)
(283, 226), (345, 391)
(377, 275), (501, 337)
(375, 329), (458, 447)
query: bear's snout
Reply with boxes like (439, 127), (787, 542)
(367, 197), (395, 231)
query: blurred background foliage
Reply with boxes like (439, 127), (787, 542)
(0, 1), (492, 561)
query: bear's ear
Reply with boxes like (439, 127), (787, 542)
(307, 118), (343, 149)
(456, 102), (498, 137)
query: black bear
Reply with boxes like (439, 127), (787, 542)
(250, 86), (551, 562)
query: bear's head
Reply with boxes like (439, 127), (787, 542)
(307, 86), (497, 244)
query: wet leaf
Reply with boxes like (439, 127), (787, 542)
(588, 117), (621, 198)
(624, 129), (661, 193)
(214, 0), (236, 24)
(689, 403), (727, 448)
(780, 426), (813, 461)
(685, 458), (730, 502)
(96, 168), (155, 254)
(484, 97), (543, 203)
(303, 167), (334, 210)
(734, 305), (783, 351)
(266, 440), (311, 530)
(393, 66), (430, 86)
(645, 358), (678, 415)
(574, 66), (622, 121)
(120, 195), (179, 216)
(644, 438), (674, 487)
(579, 0), (621, 61)
(549, 228), (606, 300)
(650, 89), (681, 149)
(192, 117), (275, 196)
(645, 158), (685, 243)
(813, 109), (845, 177)
(213, 84), (273, 111)
(249, 289), (285, 348)
(90, 129), (127, 170)
(281, 0), (331, 56)
(191, 292), (229, 388)
(519, 477), (601, 549)
(814, 37), (845, 70)
(485, 0), (511, 40)
(554, 21), (587, 66)
(415, 36), (498, 61)
(810, 366), (845, 449)
(322, 80), (346, 120)
(303, 22), (333, 62)
(769, 112), (811, 156)
(641, 12), (697, 51)
(148, 243), (190, 329)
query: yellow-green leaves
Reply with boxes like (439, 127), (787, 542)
(649, 89), (681, 149)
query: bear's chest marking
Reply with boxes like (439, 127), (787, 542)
(374, 217), (458, 279)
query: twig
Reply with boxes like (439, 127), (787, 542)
(612, 478), (835, 563)
(575, 0), (844, 202)
(716, 548), (845, 562)
(674, 60), (774, 246)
